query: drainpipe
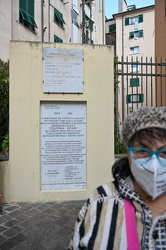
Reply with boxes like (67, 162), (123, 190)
(102, 0), (105, 44)
(82, 0), (85, 44)
(48, 0), (50, 42)
(90, 0), (92, 42)
(41, 0), (44, 42)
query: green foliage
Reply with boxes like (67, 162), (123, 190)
(0, 59), (9, 152)
(1, 134), (9, 151)
(114, 57), (127, 154)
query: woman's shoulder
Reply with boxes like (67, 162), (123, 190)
(85, 181), (121, 209)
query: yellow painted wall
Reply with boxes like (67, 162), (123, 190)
(0, 41), (114, 203)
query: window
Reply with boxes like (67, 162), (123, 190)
(129, 30), (143, 39)
(129, 17), (138, 25)
(85, 15), (94, 31)
(130, 46), (139, 54)
(19, 0), (37, 32)
(126, 94), (144, 103)
(54, 8), (66, 28)
(127, 5), (136, 11)
(54, 34), (63, 43)
(71, 9), (79, 26)
(109, 23), (116, 32)
(130, 78), (140, 86)
(125, 14), (143, 25)
(131, 63), (139, 72)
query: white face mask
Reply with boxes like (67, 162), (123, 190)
(131, 156), (166, 200)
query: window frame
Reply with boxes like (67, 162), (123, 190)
(130, 46), (139, 54)
(130, 63), (139, 72)
(126, 94), (144, 103)
(129, 30), (143, 39)
(71, 9), (79, 27)
(54, 8), (66, 28)
(125, 14), (143, 26)
(19, 0), (37, 32)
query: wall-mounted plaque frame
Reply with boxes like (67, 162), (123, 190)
(43, 48), (84, 93)
(40, 102), (86, 190)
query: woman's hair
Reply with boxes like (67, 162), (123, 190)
(112, 156), (131, 190)
(112, 128), (166, 189)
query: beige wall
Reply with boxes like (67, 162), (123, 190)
(0, 41), (114, 203)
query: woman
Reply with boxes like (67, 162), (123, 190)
(68, 106), (166, 250)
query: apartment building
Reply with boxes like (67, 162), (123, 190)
(0, 0), (105, 62)
(106, 4), (154, 58)
(105, 2), (155, 124)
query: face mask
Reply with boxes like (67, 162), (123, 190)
(131, 155), (166, 200)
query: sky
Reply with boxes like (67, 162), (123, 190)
(105, 0), (155, 19)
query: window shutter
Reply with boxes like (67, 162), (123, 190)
(28, 0), (34, 17)
(126, 95), (131, 103)
(54, 34), (63, 43)
(19, 0), (26, 11)
(130, 78), (140, 86)
(129, 31), (134, 38)
(109, 24), (116, 32)
(138, 14), (143, 23)
(139, 30), (143, 37)
(125, 18), (129, 26)
(126, 94), (144, 103)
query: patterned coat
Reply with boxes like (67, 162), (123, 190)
(68, 177), (166, 250)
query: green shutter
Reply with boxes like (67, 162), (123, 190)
(19, 0), (26, 11)
(138, 14), (143, 23)
(139, 30), (143, 37)
(20, 8), (37, 28)
(109, 24), (116, 32)
(54, 34), (63, 43)
(54, 8), (66, 25)
(28, 0), (34, 16)
(19, 0), (37, 29)
(126, 94), (144, 103)
(129, 31), (134, 38)
(125, 18), (129, 26)
(130, 78), (140, 86)
(20, 9), (30, 23)
(126, 95), (131, 103)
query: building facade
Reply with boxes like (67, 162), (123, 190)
(0, 0), (105, 62)
(105, 3), (155, 127)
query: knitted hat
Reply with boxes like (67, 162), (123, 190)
(122, 106), (166, 145)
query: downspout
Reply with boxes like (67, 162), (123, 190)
(82, 0), (85, 44)
(11, 0), (13, 41)
(102, 0), (105, 44)
(90, 0), (92, 42)
(122, 14), (124, 58)
(122, 13), (125, 121)
(41, 0), (44, 42)
(48, 0), (50, 42)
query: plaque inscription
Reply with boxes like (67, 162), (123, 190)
(40, 102), (86, 190)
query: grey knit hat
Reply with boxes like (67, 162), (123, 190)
(122, 106), (166, 145)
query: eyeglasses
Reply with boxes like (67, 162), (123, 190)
(128, 147), (166, 166)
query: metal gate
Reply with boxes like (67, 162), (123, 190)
(114, 56), (166, 154)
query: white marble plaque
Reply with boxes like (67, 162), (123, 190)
(43, 48), (83, 93)
(40, 102), (86, 190)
